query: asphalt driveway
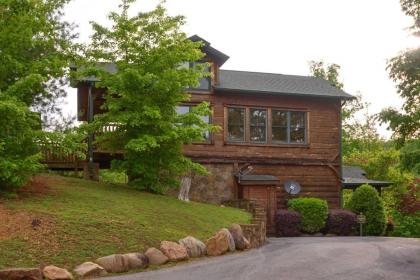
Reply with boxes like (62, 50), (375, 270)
(103, 237), (420, 280)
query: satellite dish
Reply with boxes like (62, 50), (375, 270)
(284, 180), (301, 195)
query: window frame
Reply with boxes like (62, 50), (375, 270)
(188, 62), (212, 92)
(226, 106), (247, 143)
(249, 107), (268, 144)
(176, 103), (213, 144)
(225, 106), (308, 146)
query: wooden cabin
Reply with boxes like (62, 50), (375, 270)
(75, 35), (354, 234)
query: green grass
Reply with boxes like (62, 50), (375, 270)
(0, 174), (250, 270)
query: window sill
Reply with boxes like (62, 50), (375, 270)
(223, 142), (310, 148)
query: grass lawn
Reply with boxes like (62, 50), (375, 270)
(0, 174), (250, 270)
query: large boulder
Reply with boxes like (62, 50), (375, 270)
(206, 230), (230, 256)
(95, 254), (129, 273)
(178, 236), (207, 258)
(220, 228), (236, 252)
(228, 224), (246, 250)
(160, 241), (189, 261)
(73, 262), (107, 279)
(122, 253), (149, 270)
(42, 265), (73, 280)
(0, 268), (42, 280)
(145, 247), (169, 265)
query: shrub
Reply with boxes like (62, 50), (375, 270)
(288, 197), (328, 233)
(390, 210), (420, 238)
(347, 184), (386, 236)
(324, 209), (357, 236)
(276, 210), (301, 237)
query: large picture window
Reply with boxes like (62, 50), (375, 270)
(227, 107), (245, 142)
(226, 106), (307, 145)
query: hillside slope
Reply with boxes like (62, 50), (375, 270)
(0, 174), (250, 269)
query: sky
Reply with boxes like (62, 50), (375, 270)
(63, 0), (419, 137)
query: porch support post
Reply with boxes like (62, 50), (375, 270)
(87, 81), (95, 180)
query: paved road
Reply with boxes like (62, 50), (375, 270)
(103, 237), (420, 280)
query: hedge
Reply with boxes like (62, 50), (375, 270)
(276, 210), (301, 237)
(324, 209), (357, 236)
(347, 184), (386, 236)
(288, 197), (328, 233)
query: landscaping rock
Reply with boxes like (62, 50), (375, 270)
(0, 268), (42, 280)
(229, 224), (246, 250)
(73, 262), (107, 279)
(95, 254), (129, 273)
(160, 241), (189, 261)
(179, 236), (207, 258)
(206, 230), (230, 256)
(122, 253), (149, 270)
(42, 265), (73, 280)
(221, 228), (236, 252)
(145, 247), (169, 265)
(243, 236), (251, 249)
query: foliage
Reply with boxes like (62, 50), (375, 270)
(400, 140), (420, 175)
(379, 0), (420, 144)
(309, 61), (344, 89)
(288, 197), (328, 233)
(99, 169), (127, 184)
(345, 145), (414, 212)
(398, 178), (419, 215)
(37, 128), (87, 161)
(275, 210), (301, 237)
(0, 174), (250, 269)
(81, 1), (217, 193)
(347, 184), (387, 236)
(323, 209), (357, 236)
(390, 210), (420, 238)
(0, 0), (77, 128)
(0, 97), (43, 193)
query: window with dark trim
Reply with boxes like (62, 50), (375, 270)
(250, 108), (267, 143)
(227, 107), (245, 142)
(176, 105), (211, 142)
(189, 62), (211, 91)
(226, 106), (307, 145)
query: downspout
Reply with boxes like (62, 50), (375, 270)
(339, 99), (346, 208)
(87, 81), (95, 179)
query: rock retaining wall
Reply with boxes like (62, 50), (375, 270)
(224, 199), (267, 248)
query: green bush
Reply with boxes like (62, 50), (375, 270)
(390, 210), (420, 238)
(288, 197), (328, 233)
(347, 184), (386, 236)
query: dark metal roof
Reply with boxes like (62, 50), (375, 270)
(189, 35), (230, 66)
(342, 166), (392, 188)
(216, 70), (354, 99)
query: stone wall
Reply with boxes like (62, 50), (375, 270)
(189, 163), (235, 204)
(224, 199), (267, 248)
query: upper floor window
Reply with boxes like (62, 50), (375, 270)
(176, 105), (211, 142)
(226, 107), (307, 145)
(189, 62), (211, 91)
(227, 107), (245, 142)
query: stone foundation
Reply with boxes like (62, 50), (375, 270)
(189, 163), (235, 204)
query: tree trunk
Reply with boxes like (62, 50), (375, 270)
(178, 176), (192, 202)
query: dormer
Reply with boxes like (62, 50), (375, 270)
(188, 35), (229, 92)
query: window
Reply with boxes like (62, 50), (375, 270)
(176, 105), (211, 142)
(290, 111), (306, 143)
(227, 107), (245, 142)
(226, 106), (307, 145)
(250, 108), (267, 143)
(272, 110), (288, 143)
(189, 62), (211, 91)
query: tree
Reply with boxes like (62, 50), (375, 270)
(379, 0), (420, 145)
(0, 0), (76, 192)
(0, 0), (77, 128)
(82, 0), (216, 193)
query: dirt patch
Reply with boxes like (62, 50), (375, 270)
(17, 175), (61, 198)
